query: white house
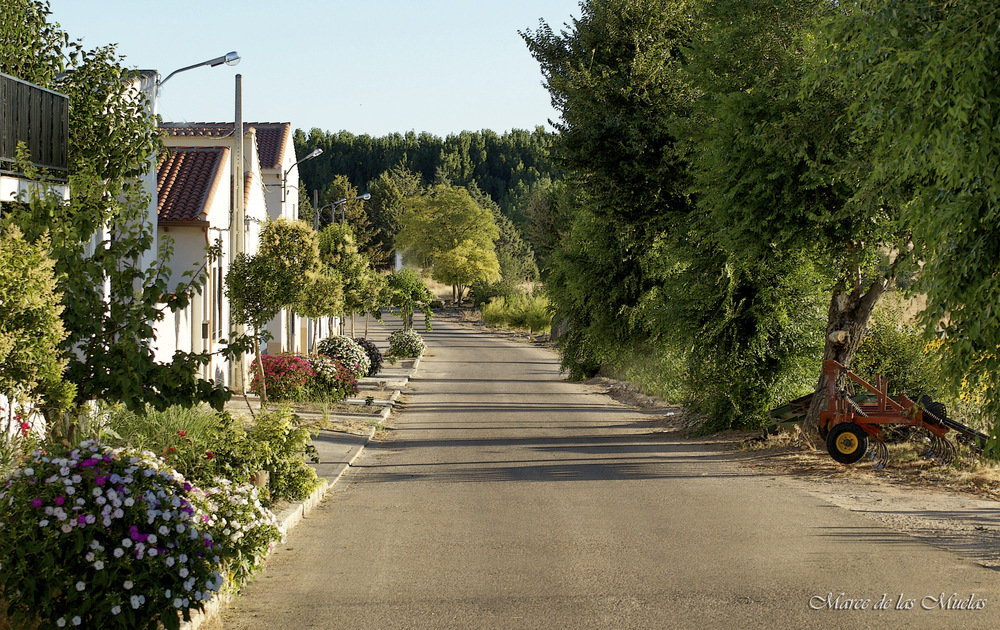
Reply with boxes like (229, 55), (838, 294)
(153, 127), (268, 387)
(156, 122), (333, 372)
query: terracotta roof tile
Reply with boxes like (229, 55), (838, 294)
(157, 146), (229, 222)
(160, 122), (290, 170)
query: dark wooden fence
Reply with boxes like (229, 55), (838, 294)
(0, 72), (69, 179)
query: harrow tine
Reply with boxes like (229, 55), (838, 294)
(869, 440), (889, 470)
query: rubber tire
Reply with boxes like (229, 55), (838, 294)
(826, 422), (869, 465)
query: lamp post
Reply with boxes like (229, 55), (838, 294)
(314, 193), (371, 230)
(334, 193), (371, 225)
(282, 148), (323, 203)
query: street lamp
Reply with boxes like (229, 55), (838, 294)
(282, 148), (323, 202)
(313, 193), (371, 230)
(157, 51), (240, 89)
(333, 194), (371, 225)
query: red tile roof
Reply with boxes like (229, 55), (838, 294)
(157, 146), (229, 222)
(160, 122), (290, 170)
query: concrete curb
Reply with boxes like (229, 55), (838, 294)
(178, 354), (422, 630)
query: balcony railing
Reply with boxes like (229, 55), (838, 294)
(0, 72), (69, 180)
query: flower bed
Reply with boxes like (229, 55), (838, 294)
(0, 441), (224, 629)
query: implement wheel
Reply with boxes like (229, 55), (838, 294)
(826, 423), (869, 464)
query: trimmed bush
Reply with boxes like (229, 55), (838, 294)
(307, 355), (359, 401)
(250, 354), (316, 402)
(316, 336), (371, 379)
(388, 329), (425, 357)
(352, 338), (383, 377)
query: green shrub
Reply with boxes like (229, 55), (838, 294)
(250, 354), (316, 402)
(388, 330), (426, 357)
(480, 292), (553, 334)
(306, 355), (359, 402)
(853, 308), (942, 399)
(316, 336), (371, 379)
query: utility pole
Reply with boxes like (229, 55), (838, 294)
(232, 74), (246, 394)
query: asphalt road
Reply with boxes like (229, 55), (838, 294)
(217, 317), (999, 629)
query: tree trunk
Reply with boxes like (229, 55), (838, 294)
(254, 337), (267, 407)
(452, 285), (457, 305)
(350, 312), (356, 337)
(803, 279), (889, 436)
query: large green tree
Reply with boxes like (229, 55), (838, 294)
(1, 0), (228, 412)
(814, 0), (1000, 439)
(396, 185), (501, 303)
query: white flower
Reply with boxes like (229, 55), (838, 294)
(75, 581), (86, 591)
(179, 567), (189, 578)
(173, 598), (183, 608)
(111, 606), (121, 615)
(130, 595), (141, 609)
(113, 548), (124, 558)
(56, 618), (66, 627)
(72, 616), (81, 626)
(159, 525), (169, 536)
(24, 467), (34, 476)
(94, 561), (104, 571)
(123, 580), (133, 590)
(38, 519), (49, 528)
(61, 523), (73, 534)
(166, 556), (175, 567)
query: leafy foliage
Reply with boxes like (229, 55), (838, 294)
(813, 0), (1000, 426)
(1, 1), (228, 413)
(0, 226), (73, 414)
(383, 268), (434, 331)
(397, 185), (500, 301)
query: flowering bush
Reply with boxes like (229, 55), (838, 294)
(316, 336), (371, 379)
(195, 479), (283, 588)
(250, 354), (316, 402)
(0, 441), (223, 630)
(388, 329), (426, 358)
(352, 337), (383, 377)
(307, 355), (359, 402)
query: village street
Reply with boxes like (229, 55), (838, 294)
(215, 317), (999, 630)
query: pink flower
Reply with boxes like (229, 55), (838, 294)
(31, 498), (43, 508)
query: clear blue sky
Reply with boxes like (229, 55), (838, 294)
(46, 0), (581, 138)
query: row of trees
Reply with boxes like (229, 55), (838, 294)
(521, 0), (1000, 442)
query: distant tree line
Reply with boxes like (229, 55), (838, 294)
(293, 127), (558, 226)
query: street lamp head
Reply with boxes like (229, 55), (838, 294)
(306, 148), (323, 160)
(158, 51), (241, 88)
(360, 193), (371, 201)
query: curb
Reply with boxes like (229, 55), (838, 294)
(178, 356), (421, 630)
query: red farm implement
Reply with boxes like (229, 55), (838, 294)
(819, 360), (989, 468)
